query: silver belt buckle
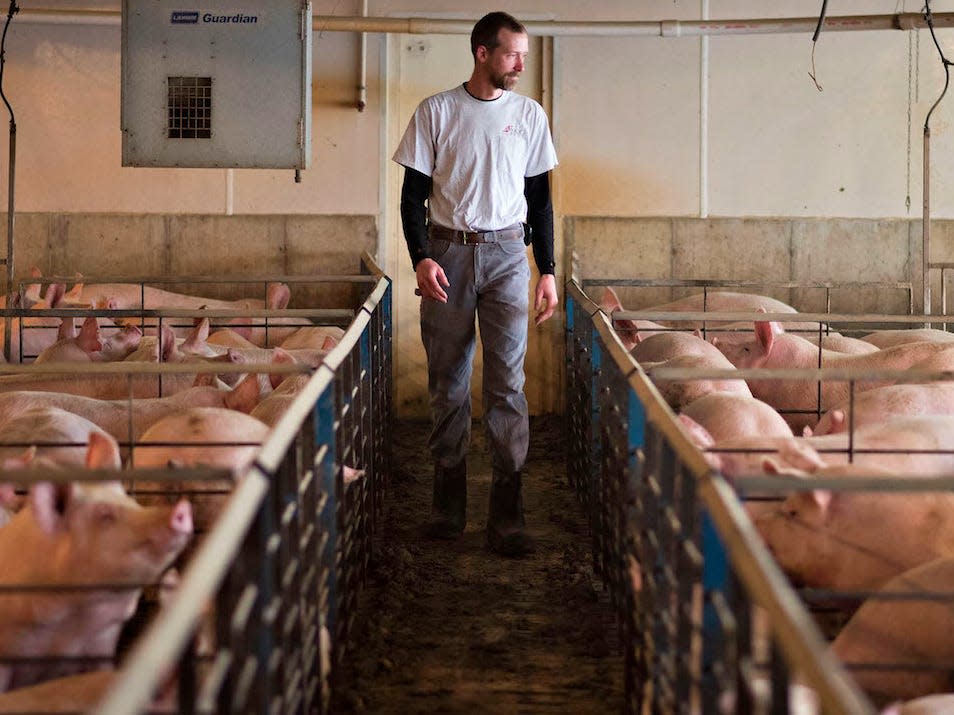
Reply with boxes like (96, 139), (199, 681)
(461, 230), (479, 245)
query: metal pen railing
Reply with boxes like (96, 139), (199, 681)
(566, 276), (876, 713)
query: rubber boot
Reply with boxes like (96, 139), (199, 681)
(423, 460), (467, 539)
(486, 470), (535, 556)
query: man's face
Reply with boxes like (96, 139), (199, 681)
(483, 29), (529, 91)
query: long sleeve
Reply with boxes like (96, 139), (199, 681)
(399, 166), (433, 269)
(524, 171), (555, 275)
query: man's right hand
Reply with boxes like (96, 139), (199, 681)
(416, 258), (450, 303)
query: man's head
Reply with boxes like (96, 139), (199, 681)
(470, 11), (528, 92)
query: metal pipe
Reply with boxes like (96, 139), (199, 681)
(924, 127), (931, 317)
(699, 0), (709, 219)
(357, 0), (367, 111)
(14, 8), (954, 36)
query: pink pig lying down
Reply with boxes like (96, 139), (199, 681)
(860, 328), (954, 349)
(692, 415), (954, 480)
(753, 458), (954, 593)
(0, 373), (260, 450)
(33, 317), (142, 364)
(711, 319), (954, 433)
(831, 556), (954, 705)
(0, 432), (193, 692)
(129, 408), (270, 530)
(678, 393), (792, 444)
(62, 276), (288, 313)
(0, 407), (121, 470)
(813, 382), (954, 436)
(630, 331), (752, 409)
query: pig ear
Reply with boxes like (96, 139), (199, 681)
(321, 335), (338, 351)
(159, 325), (177, 362)
(777, 441), (825, 473)
(45, 283), (66, 309)
(801, 426), (813, 437)
(809, 489), (833, 514)
(225, 373), (261, 413)
(62, 282), (84, 305)
(85, 432), (120, 470)
(829, 410), (845, 430)
(600, 286), (622, 313)
(30, 482), (72, 534)
(57, 317), (76, 341)
(267, 282), (291, 310)
(754, 321), (775, 355)
(270, 347), (297, 389)
(677, 414), (715, 449)
(77, 317), (102, 352)
(183, 318), (210, 351)
(761, 457), (808, 478)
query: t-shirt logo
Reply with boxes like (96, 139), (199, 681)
(502, 124), (514, 134)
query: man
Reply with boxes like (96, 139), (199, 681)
(393, 11), (558, 557)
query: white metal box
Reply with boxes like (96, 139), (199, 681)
(121, 1), (312, 170)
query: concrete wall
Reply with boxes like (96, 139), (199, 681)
(566, 216), (954, 315)
(8, 213), (376, 307)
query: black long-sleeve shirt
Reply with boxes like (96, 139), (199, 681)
(399, 167), (556, 275)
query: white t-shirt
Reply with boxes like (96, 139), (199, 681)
(393, 84), (558, 232)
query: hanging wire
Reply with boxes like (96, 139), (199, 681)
(808, 0), (829, 91)
(0, 0), (18, 126)
(923, 0), (953, 131)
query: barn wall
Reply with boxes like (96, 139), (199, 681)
(567, 216), (954, 312)
(6, 213), (376, 307)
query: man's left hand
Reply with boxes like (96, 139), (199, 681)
(533, 274), (558, 326)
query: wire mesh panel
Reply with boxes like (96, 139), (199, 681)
(564, 276), (877, 714)
(565, 286), (605, 578)
(89, 259), (393, 714)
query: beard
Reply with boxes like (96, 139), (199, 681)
(491, 71), (520, 91)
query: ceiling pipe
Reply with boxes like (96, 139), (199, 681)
(14, 8), (954, 35)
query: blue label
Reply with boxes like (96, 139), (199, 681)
(171, 11), (200, 24)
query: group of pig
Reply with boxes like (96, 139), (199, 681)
(0, 275), (345, 709)
(601, 286), (954, 711)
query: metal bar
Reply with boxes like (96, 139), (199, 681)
(15, 7), (954, 37)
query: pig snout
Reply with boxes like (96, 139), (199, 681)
(170, 499), (193, 535)
(158, 499), (194, 557)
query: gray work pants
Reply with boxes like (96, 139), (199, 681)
(420, 233), (530, 474)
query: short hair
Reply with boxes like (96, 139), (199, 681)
(470, 11), (526, 59)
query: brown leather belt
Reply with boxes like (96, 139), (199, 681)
(428, 224), (524, 245)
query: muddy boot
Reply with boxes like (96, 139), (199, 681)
(486, 470), (535, 556)
(423, 460), (467, 539)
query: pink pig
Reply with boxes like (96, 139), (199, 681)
(0, 433), (193, 691)
(813, 383), (954, 436)
(712, 320), (954, 432)
(861, 328), (954, 349)
(34, 317), (142, 364)
(831, 556), (954, 703)
(0, 373), (260, 447)
(679, 393), (792, 444)
(754, 458), (954, 592)
(130, 408), (270, 530)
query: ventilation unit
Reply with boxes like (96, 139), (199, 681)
(121, 1), (312, 170)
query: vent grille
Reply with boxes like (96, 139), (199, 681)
(167, 76), (212, 139)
